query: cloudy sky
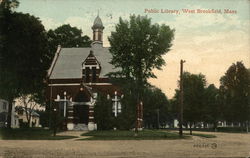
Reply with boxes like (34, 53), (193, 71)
(17, 0), (250, 98)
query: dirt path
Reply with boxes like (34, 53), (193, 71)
(0, 131), (249, 158)
(57, 131), (91, 140)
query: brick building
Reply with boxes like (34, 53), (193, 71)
(47, 15), (121, 130)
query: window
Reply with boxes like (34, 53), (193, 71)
(2, 102), (7, 110)
(85, 67), (90, 83)
(98, 33), (102, 41)
(112, 101), (122, 117)
(92, 67), (96, 82)
(117, 102), (122, 113)
(82, 69), (85, 78)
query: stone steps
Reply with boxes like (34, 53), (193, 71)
(73, 123), (89, 131)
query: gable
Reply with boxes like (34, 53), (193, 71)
(82, 50), (101, 68)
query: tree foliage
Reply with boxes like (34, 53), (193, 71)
(15, 94), (41, 127)
(94, 77), (171, 130)
(171, 63), (250, 132)
(116, 87), (137, 130)
(203, 84), (222, 129)
(173, 72), (206, 133)
(0, 0), (19, 11)
(183, 72), (206, 124)
(0, 12), (49, 97)
(108, 15), (174, 131)
(108, 15), (174, 82)
(94, 94), (114, 130)
(0, 2), (50, 127)
(220, 61), (250, 123)
(143, 86), (170, 128)
(47, 24), (92, 55)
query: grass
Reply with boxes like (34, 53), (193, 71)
(162, 129), (217, 138)
(190, 133), (216, 138)
(181, 127), (248, 133)
(0, 128), (77, 140)
(80, 130), (190, 140)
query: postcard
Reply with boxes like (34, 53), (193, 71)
(0, 0), (249, 157)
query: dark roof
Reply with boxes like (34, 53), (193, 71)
(92, 15), (104, 29)
(48, 45), (120, 79)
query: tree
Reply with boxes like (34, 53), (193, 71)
(203, 84), (221, 131)
(143, 86), (170, 129)
(36, 109), (48, 128)
(0, 0), (19, 13)
(98, 74), (171, 130)
(168, 98), (179, 128)
(220, 61), (250, 129)
(114, 94), (136, 130)
(0, 0), (18, 55)
(108, 15), (174, 133)
(15, 94), (41, 127)
(0, 5), (50, 128)
(47, 24), (92, 55)
(94, 94), (114, 130)
(173, 72), (206, 134)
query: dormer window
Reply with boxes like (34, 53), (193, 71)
(82, 50), (101, 83)
(2, 102), (7, 110)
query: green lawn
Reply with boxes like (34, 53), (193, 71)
(189, 133), (216, 138)
(80, 130), (190, 140)
(0, 128), (77, 140)
(182, 127), (248, 133)
(162, 129), (217, 138)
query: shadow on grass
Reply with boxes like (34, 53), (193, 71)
(79, 130), (190, 140)
(0, 128), (77, 140)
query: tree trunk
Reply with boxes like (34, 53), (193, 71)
(240, 122), (244, 132)
(7, 98), (13, 129)
(135, 73), (143, 136)
(246, 120), (249, 133)
(189, 122), (192, 135)
(25, 110), (31, 128)
(213, 122), (218, 132)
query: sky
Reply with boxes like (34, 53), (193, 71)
(17, 0), (250, 99)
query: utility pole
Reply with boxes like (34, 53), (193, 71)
(179, 59), (185, 137)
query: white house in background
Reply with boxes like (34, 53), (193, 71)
(0, 97), (42, 128)
(0, 99), (19, 128)
(16, 107), (40, 127)
(14, 95), (43, 128)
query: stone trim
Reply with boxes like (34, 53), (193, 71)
(48, 83), (112, 86)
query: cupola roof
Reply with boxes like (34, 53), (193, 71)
(92, 15), (104, 29)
